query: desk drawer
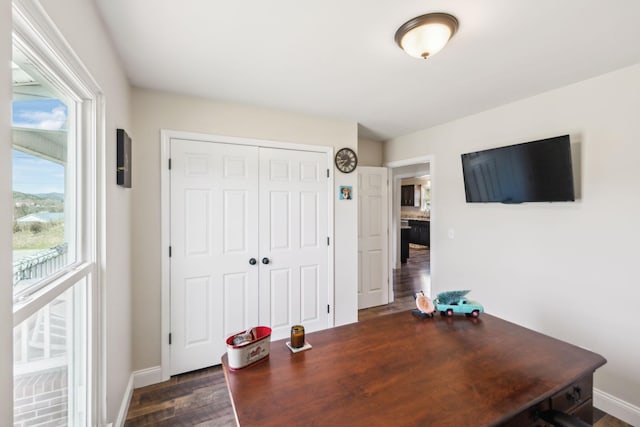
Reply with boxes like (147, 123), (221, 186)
(500, 375), (594, 426)
(550, 375), (592, 414)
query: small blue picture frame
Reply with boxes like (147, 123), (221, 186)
(339, 186), (352, 200)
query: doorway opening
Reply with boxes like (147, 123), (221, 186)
(359, 156), (432, 321)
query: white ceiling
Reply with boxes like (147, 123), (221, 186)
(94, 0), (640, 141)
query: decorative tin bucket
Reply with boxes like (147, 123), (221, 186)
(226, 326), (272, 370)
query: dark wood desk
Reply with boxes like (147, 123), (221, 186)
(221, 312), (605, 426)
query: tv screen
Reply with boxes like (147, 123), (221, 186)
(461, 135), (575, 203)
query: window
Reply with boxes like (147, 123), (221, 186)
(11, 1), (102, 425)
(420, 181), (430, 214)
(12, 56), (77, 301)
(13, 280), (87, 426)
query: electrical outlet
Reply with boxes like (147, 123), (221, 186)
(448, 228), (455, 239)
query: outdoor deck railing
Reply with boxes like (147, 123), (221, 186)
(13, 243), (70, 372)
(13, 243), (68, 287)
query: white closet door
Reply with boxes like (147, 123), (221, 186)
(258, 148), (329, 340)
(358, 167), (389, 309)
(170, 139), (259, 375)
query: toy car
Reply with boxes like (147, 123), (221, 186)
(434, 290), (483, 318)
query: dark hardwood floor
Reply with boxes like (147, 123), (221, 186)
(358, 244), (429, 321)
(125, 366), (236, 426)
(125, 246), (628, 426)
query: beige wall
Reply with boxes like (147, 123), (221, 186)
(131, 88), (359, 371)
(1, 0), (13, 421)
(385, 64), (640, 422)
(357, 137), (383, 167)
(17, 1), (132, 423)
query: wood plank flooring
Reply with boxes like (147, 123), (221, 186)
(125, 367), (235, 426)
(125, 246), (629, 426)
(358, 244), (429, 322)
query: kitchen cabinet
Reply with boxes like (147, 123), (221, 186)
(400, 227), (410, 263)
(408, 220), (430, 247)
(401, 185), (422, 207)
(401, 185), (414, 206)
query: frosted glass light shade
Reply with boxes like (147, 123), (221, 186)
(395, 13), (459, 59)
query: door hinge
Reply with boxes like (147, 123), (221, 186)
(168, 158), (172, 170)
(169, 246), (172, 257)
(327, 304), (331, 314)
(327, 169), (330, 178)
(327, 237), (330, 246)
(169, 333), (172, 345)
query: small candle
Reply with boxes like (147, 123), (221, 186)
(290, 325), (305, 348)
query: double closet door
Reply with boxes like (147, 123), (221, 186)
(170, 138), (329, 375)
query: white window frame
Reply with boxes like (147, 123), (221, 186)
(11, 1), (105, 425)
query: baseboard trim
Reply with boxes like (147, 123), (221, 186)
(114, 374), (133, 427)
(132, 365), (163, 388)
(113, 366), (163, 427)
(594, 388), (640, 426)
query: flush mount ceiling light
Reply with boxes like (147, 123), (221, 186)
(395, 12), (459, 59)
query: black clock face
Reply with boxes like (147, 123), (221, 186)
(335, 148), (358, 173)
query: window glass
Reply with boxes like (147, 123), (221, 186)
(13, 279), (87, 425)
(12, 59), (77, 300)
(420, 182), (430, 214)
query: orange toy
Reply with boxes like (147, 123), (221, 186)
(413, 291), (435, 318)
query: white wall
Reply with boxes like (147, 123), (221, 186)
(20, 1), (132, 424)
(357, 137), (383, 167)
(1, 0), (14, 422)
(385, 64), (640, 422)
(131, 88), (359, 371)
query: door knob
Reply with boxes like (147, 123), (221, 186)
(262, 257), (270, 265)
(249, 258), (257, 265)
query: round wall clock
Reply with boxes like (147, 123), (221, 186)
(335, 147), (358, 173)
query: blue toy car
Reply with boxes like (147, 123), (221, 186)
(434, 290), (484, 318)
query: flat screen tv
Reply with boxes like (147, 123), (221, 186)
(461, 135), (575, 203)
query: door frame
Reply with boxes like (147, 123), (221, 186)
(160, 129), (335, 381)
(384, 155), (434, 301)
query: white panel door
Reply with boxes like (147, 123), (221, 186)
(170, 139), (259, 375)
(170, 139), (330, 374)
(259, 148), (329, 340)
(358, 167), (389, 309)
